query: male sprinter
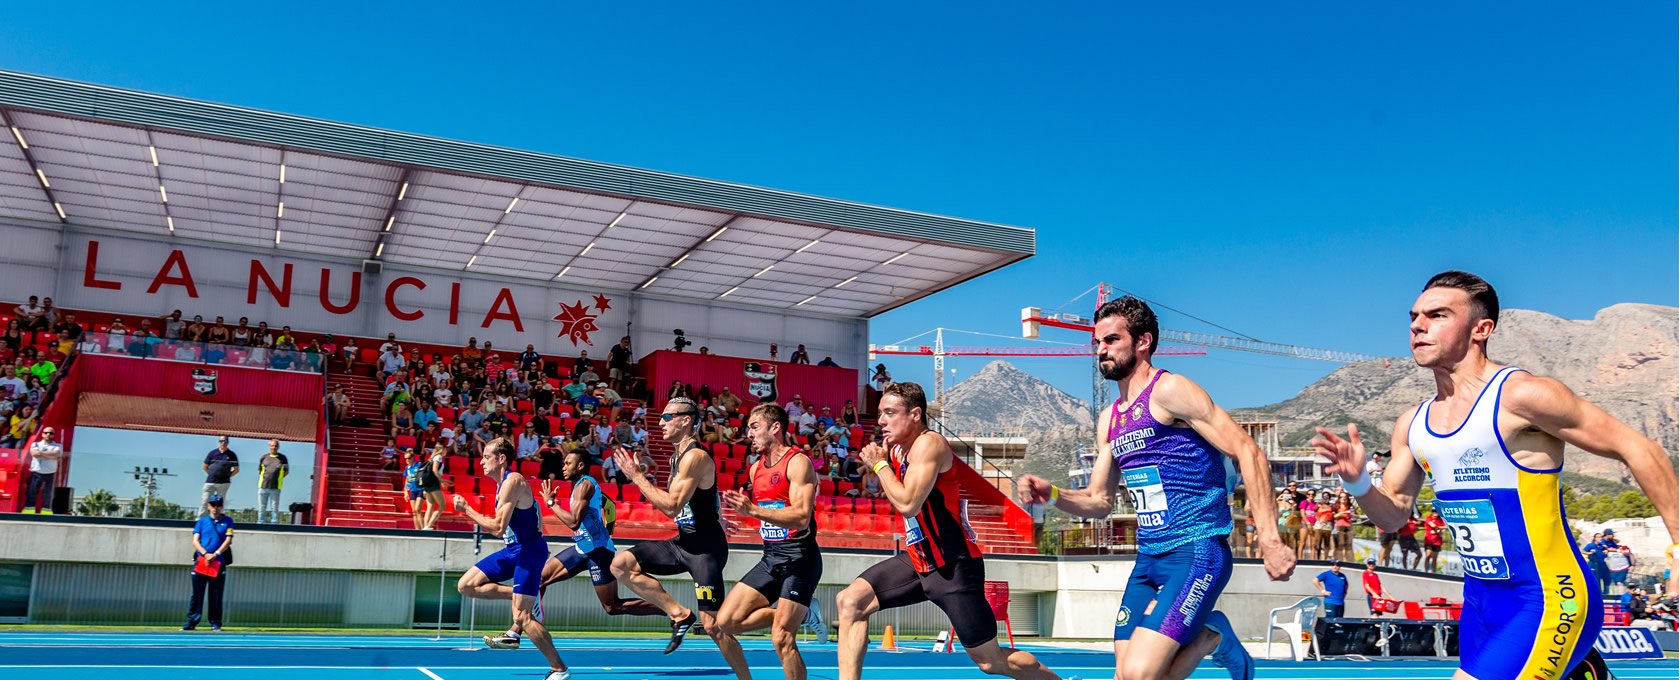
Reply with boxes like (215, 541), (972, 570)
(837, 382), (1061, 680)
(454, 439), (568, 680)
(484, 448), (664, 649)
(1313, 271), (1678, 680)
(1018, 296), (1295, 680)
(610, 397), (750, 680)
(718, 403), (822, 680)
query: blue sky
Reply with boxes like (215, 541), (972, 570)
(2, 3), (1673, 408)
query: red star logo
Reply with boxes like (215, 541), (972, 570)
(592, 293), (613, 313)
(553, 300), (602, 347)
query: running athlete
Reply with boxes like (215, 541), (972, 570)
(609, 397), (750, 680)
(837, 381), (1061, 680)
(1313, 271), (1678, 680)
(453, 438), (568, 680)
(483, 447), (664, 649)
(1017, 296), (1295, 680)
(718, 403), (822, 680)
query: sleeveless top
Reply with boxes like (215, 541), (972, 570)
(749, 447), (819, 552)
(1405, 367), (1592, 594)
(572, 474), (614, 553)
(1108, 370), (1233, 554)
(889, 433), (980, 573)
(670, 440), (726, 550)
(498, 470), (545, 548)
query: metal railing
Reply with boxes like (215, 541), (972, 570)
(72, 331), (327, 373)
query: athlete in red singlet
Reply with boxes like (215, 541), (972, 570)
(834, 382), (1062, 680)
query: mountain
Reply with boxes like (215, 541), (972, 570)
(1258, 303), (1677, 484)
(937, 359), (1093, 433)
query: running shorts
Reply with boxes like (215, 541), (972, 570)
(629, 537), (727, 612)
(860, 552), (995, 648)
(739, 545), (823, 608)
(1459, 572), (1602, 680)
(475, 543), (549, 597)
(1115, 536), (1233, 646)
(556, 545), (616, 587)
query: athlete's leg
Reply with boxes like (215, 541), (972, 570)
(699, 609), (753, 680)
(835, 579), (882, 680)
(610, 547), (690, 621)
(716, 582), (775, 635)
(457, 567), (509, 599)
(512, 592), (566, 673)
(592, 583), (665, 616)
(769, 599), (811, 680)
(424, 490), (444, 529)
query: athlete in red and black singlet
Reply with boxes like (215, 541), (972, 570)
(737, 447), (823, 607)
(890, 441), (981, 572)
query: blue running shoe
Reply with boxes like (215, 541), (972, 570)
(1205, 611), (1252, 680)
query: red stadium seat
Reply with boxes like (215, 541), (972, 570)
(816, 497), (834, 513)
(516, 400), (534, 413)
(730, 444), (748, 457)
(819, 480), (836, 496)
(553, 480), (573, 501)
(546, 416), (564, 433)
(599, 482), (621, 501)
(717, 473), (736, 489)
(395, 435), (418, 449)
(836, 481), (855, 496)
(554, 407), (573, 419)
(563, 417), (581, 432)
(721, 459), (743, 475)
(437, 407), (457, 423)
(870, 514), (893, 533)
(830, 514), (856, 533)
(872, 499), (890, 515)
(547, 378), (561, 388)
(518, 460), (538, 478)
(832, 497), (854, 514)
(817, 512), (837, 532)
(621, 485), (643, 503)
(361, 348), (376, 363)
(589, 465), (604, 479)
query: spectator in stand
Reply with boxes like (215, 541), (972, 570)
(785, 395), (804, 420)
(418, 420), (446, 455)
(632, 443), (655, 481)
(572, 350), (594, 379)
(1603, 529), (1634, 594)
(512, 372), (532, 399)
(789, 344), (810, 364)
(1277, 492), (1300, 553)
(666, 379), (690, 401)
(1583, 532), (1609, 592)
(518, 344), (541, 374)
(252, 322), (273, 349)
(461, 337), (482, 360)
(516, 428), (541, 461)
(414, 401), (438, 432)
(536, 437), (566, 481)
(0, 365), (24, 401)
(817, 356), (839, 367)
(528, 407), (552, 440)
(1312, 491), (1335, 560)
(706, 396), (729, 422)
(482, 340), (497, 358)
(181, 315), (205, 343)
(268, 348), (295, 371)
(20, 376), (43, 409)
(200, 435), (240, 519)
(274, 327), (296, 350)
(13, 296), (48, 343)
(712, 386), (741, 418)
(575, 386), (602, 418)
(2, 404), (35, 448)
(175, 339), (201, 362)
(391, 402), (416, 439)
(1315, 560), (1349, 619)
(377, 333), (400, 357)
(578, 364), (600, 387)
(381, 371), (410, 414)
(432, 379), (456, 410)
(1422, 507), (1447, 572)
(52, 313), (82, 355)
(1, 319), (22, 358)
(870, 364), (891, 392)
(472, 421), (496, 457)
(1363, 557), (1392, 617)
(1333, 498), (1355, 562)
(860, 466), (883, 499)
(484, 407), (514, 439)
(1398, 512), (1422, 570)
(531, 379), (554, 413)
(630, 418), (648, 445)
(184, 493), (233, 631)
(21, 426), (62, 514)
(608, 336), (631, 391)
(602, 447), (626, 484)
(161, 310), (186, 340)
(486, 383), (513, 412)
(126, 328), (155, 359)
(840, 400), (859, 427)
(460, 402), (488, 438)
(795, 406), (817, 436)
(381, 438), (400, 471)
(203, 343), (227, 366)
(338, 338), (358, 374)
(230, 318), (252, 346)
(698, 346), (709, 355)
(255, 439), (288, 524)
(579, 422), (604, 459)
(325, 386), (351, 425)
(206, 317), (231, 345)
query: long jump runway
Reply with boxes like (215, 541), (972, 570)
(0, 632), (1673, 680)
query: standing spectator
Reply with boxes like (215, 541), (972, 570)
(1398, 512), (1422, 570)
(870, 364), (891, 391)
(419, 445), (445, 530)
(161, 310), (186, 340)
(200, 436), (240, 519)
(13, 296), (48, 343)
(1244, 514), (1258, 559)
(402, 449), (425, 529)
(1363, 557), (1391, 617)
(1315, 560), (1350, 619)
(608, 336), (631, 391)
(1583, 532), (1609, 593)
(572, 350), (594, 378)
(1333, 498), (1355, 562)
(21, 426), (62, 514)
(817, 356), (839, 367)
(255, 439), (288, 524)
(789, 344), (810, 364)
(1603, 529), (1634, 594)
(1422, 507), (1447, 572)
(184, 493), (233, 631)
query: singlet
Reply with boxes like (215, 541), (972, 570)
(572, 474), (614, 553)
(670, 440), (726, 549)
(749, 447), (819, 552)
(1108, 369), (1232, 554)
(498, 470), (545, 548)
(889, 433), (980, 573)
(1405, 367), (1591, 590)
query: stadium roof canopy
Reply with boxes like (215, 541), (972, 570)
(0, 70), (1033, 318)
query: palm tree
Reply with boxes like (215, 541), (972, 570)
(76, 488), (120, 517)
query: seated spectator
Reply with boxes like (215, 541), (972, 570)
(518, 344), (542, 374)
(377, 332), (400, 357)
(326, 386), (351, 424)
(578, 366), (600, 385)
(562, 379), (587, 403)
(339, 338), (358, 374)
(698, 346), (709, 355)
(431, 380), (455, 409)
(827, 437), (852, 477)
(602, 448), (627, 484)
(203, 343), (227, 365)
(516, 428), (541, 460)
(12, 296), (48, 342)
(182, 315), (205, 343)
(633, 443), (654, 479)
(632, 402), (648, 422)
(840, 400), (859, 427)
(580, 426), (604, 459)
(459, 402), (488, 438)
(206, 317), (231, 345)
(483, 408), (514, 438)
(1, 404), (35, 447)
(817, 356), (839, 367)
(230, 318), (253, 346)
(413, 402), (438, 431)
(380, 438), (400, 471)
(274, 326), (297, 350)
(816, 407), (836, 431)
(52, 313), (83, 356)
(252, 321), (273, 348)
(460, 337), (483, 360)
(531, 380), (555, 412)
(418, 420), (446, 454)
(796, 408), (817, 436)
(319, 334), (337, 361)
(482, 340), (496, 357)
(529, 407), (552, 439)
(713, 386), (741, 417)
(790, 344), (810, 365)
(176, 342), (200, 362)
(512, 373), (532, 399)
(161, 310), (186, 340)
(471, 422), (495, 456)
(0, 366), (26, 401)
(377, 348), (403, 382)
(381, 373), (412, 413)
(575, 389), (602, 417)
(786, 396), (805, 420)
(826, 424), (850, 450)
(268, 349), (295, 370)
(572, 351), (594, 378)
(127, 329), (156, 358)
(630, 419), (648, 444)
(612, 415), (635, 447)
(536, 437), (566, 480)
(860, 468), (883, 498)
(391, 402), (416, 438)
(699, 414), (732, 444)
(1, 319), (22, 356)
(666, 380), (690, 401)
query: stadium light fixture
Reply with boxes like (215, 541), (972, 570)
(754, 265), (774, 277)
(279, 164), (286, 184)
(375, 241), (385, 257)
(882, 252), (909, 266)
(9, 126), (26, 149)
(796, 239), (819, 253)
(276, 202), (284, 218)
(148, 145), (158, 166)
(706, 226), (728, 242)
(483, 229), (496, 244)
(669, 254), (690, 267)
(640, 276), (658, 289)
(466, 255), (478, 268)
(556, 265), (571, 279)
(166, 216), (175, 232)
(719, 285), (740, 298)
(580, 241), (595, 256)
(35, 168), (48, 188)
(158, 186), (168, 203)
(505, 197), (518, 214)
(385, 216), (395, 232)
(797, 294), (818, 306)
(835, 276), (857, 287)
(607, 211), (627, 228)
(397, 182), (409, 200)
(274, 230), (282, 245)
(54, 202), (65, 219)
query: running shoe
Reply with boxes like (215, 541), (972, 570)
(210, 624), (222, 632)
(804, 604), (829, 644)
(664, 611), (698, 654)
(533, 594), (544, 622)
(483, 632), (520, 649)
(544, 669), (570, 680)
(1205, 611), (1253, 680)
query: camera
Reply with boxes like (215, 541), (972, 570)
(673, 329), (692, 352)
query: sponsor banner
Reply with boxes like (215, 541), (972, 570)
(1594, 626), (1663, 659)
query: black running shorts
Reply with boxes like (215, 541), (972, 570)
(739, 546), (823, 608)
(629, 538), (727, 612)
(859, 552), (996, 647)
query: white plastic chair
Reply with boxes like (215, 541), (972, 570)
(1265, 596), (1322, 661)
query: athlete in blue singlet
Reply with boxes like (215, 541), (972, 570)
(1019, 296), (1295, 680)
(454, 438), (568, 680)
(1315, 271), (1677, 680)
(483, 447), (664, 650)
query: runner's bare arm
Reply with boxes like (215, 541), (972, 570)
(1505, 373), (1679, 544)
(864, 434), (943, 517)
(457, 473), (521, 534)
(1018, 405), (1119, 518)
(725, 455), (817, 530)
(546, 477), (590, 529)
(622, 447), (700, 518)
(1314, 411), (1423, 532)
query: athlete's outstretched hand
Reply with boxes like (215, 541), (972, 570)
(612, 448), (642, 484)
(1312, 423), (1367, 482)
(720, 489), (753, 515)
(451, 494), (469, 513)
(538, 479), (556, 508)
(1016, 474), (1054, 506)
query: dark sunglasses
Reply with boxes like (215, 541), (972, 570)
(659, 410), (700, 422)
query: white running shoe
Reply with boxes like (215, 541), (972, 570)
(544, 669), (570, 680)
(483, 632), (520, 649)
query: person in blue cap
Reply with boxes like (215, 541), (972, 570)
(185, 493), (234, 631)
(1314, 560), (1349, 619)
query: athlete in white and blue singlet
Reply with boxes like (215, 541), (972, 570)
(1314, 271), (1677, 680)
(453, 438), (568, 680)
(1019, 296), (1295, 680)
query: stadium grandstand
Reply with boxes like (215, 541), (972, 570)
(0, 69), (1036, 556)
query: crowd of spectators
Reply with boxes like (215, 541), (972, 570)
(71, 309), (328, 371)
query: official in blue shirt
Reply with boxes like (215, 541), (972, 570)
(1582, 532), (1609, 591)
(185, 494), (235, 631)
(1314, 559), (1350, 619)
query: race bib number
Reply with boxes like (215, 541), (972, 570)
(903, 515), (926, 546)
(758, 501), (788, 541)
(1121, 466), (1168, 531)
(1435, 498), (1508, 579)
(674, 502), (695, 527)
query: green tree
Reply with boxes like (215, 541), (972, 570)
(74, 488), (119, 517)
(122, 496), (195, 521)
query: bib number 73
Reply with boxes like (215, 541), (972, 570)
(1436, 499), (1508, 580)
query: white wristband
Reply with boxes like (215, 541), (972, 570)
(1341, 469), (1372, 496)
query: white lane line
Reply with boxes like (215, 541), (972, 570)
(418, 667), (446, 680)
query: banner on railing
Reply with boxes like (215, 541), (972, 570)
(1594, 627), (1664, 659)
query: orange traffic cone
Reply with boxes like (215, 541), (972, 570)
(879, 625), (898, 650)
